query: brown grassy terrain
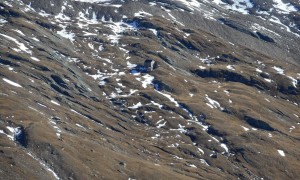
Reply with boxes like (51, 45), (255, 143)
(0, 0), (300, 179)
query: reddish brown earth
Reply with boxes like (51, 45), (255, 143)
(0, 0), (300, 179)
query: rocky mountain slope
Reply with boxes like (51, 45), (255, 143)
(0, 0), (300, 179)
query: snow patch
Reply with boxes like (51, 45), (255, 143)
(128, 102), (143, 109)
(31, 57), (40, 61)
(3, 78), (22, 88)
(205, 94), (222, 110)
(73, 0), (112, 3)
(57, 25), (75, 42)
(213, 0), (254, 14)
(241, 126), (250, 131)
(149, 29), (158, 36)
(0, 19), (7, 24)
(277, 149), (285, 156)
(272, 66), (284, 74)
(273, 0), (297, 14)
(50, 100), (60, 106)
(27, 152), (60, 180)
(226, 65), (235, 70)
(0, 33), (31, 54)
(134, 11), (153, 17)
(155, 90), (179, 107)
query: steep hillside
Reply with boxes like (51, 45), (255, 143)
(0, 0), (299, 179)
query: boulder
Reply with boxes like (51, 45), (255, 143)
(144, 59), (158, 71)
